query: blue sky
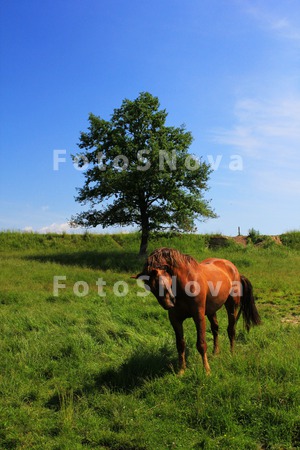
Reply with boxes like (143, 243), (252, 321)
(1, 0), (299, 236)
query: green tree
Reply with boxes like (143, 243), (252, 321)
(71, 92), (216, 254)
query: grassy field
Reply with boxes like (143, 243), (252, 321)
(0, 231), (299, 450)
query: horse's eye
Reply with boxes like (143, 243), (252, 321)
(150, 269), (158, 277)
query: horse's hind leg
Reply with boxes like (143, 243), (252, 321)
(168, 311), (186, 375)
(225, 296), (238, 352)
(207, 313), (220, 355)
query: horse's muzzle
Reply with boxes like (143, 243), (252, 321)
(162, 303), (175, 310)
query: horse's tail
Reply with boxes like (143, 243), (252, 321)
(237, 275), (261, 332)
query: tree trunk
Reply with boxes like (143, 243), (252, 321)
(139, 229), (149, 256)
(139, 211), (149, 256)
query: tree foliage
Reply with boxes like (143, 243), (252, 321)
(71, 92), (216, 254)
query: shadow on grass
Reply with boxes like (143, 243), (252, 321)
(45, 347), (175, 410)
(25, 251), (145, 273)
(94, 347), (175, 393)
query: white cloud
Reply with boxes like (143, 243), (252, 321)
(242, 1), (300, 42)
(21, 222), (136, 235)
(211, 124), (261, 158)
(23, 226), (34, 233)
(212, 96), (300, 163)
(211, 95), (300, 196)
(37, 222), (73, 234)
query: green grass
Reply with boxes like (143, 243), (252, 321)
(0, 231), (299, 449)
(281, 230), (300, 250)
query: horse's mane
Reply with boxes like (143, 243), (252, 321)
(144, 247), (198, 273)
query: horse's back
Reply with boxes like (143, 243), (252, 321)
(200, 258), (239, 280)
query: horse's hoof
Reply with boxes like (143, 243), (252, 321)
(205, 365), (211, 376)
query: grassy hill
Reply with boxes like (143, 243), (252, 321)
(0, 231), (299, 449)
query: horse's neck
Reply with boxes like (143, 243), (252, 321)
(171, 264), (196, 286)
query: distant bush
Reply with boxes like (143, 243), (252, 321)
(247, 229), (280, 249)
(247, 228), (263, 245)
(258, 236), (277, 249)
(280, 230), (300, 250)
(207, 235), (231, 249)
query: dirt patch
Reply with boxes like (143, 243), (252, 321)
(231, 235), (282, 247)
(232, 236), (248, 247)
(207, 235), (282, 248)
(270, 235), (282, 245)
(281, 316), (300, 325)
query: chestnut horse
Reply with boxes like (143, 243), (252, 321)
(133, 247), (261, 374)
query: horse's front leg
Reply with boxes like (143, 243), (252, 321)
(193, 311), (211, 375)
(168, 310), (186, 375)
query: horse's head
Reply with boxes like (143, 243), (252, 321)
(132, 265), (176, 310)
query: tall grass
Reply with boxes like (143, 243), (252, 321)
(280, 230), (300, 250)
(0, 231), (299, 449)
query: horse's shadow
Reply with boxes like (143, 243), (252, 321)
(93, 347), (176, 393)
(26, 250), (144, 273)
(45, 347), (175, 411)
